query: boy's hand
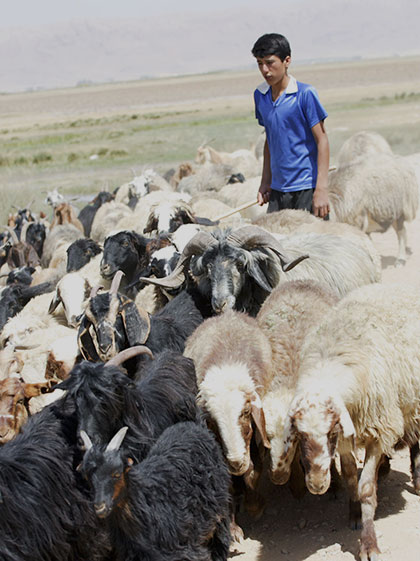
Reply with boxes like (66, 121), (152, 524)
(312, 185), (330, 218)
(257, 184), (272, 206)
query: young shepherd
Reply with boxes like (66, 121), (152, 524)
(277, 283), (420, 561)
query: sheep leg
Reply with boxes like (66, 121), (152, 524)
(393, 216), (408, 266)
(358, 441), (382, 561)
(340, 450), (361, 530)
(410, 442), (420, 494)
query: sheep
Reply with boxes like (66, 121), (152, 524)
(80, 421), (231, 561)
(177, 162), (244, 195)
(66, 238), (102, 273)
(90, 200), (133, 243)
(59, 346), (199, 461)
(218, 177), (266, 221)
(0, 280), (54, 331)
(195, 144), (262, 179)
(336, 130), (392, 167)
(328, 152), (419, 265)
(40, 223), (84, 269)
(184, 309), (273, 528)
(142, 225), (380, 317)
(0, 398), (111, 561)
(256, 280), (339, 496)
(77, 191), (115, 236)
(143, 198), (199, 234)
(277, 282), (420, 561)
(114, 169), (158, 206)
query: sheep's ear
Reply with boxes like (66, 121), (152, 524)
(120, 299), (151, 345)
(80, 430), (93, 451)
(143, 215), (156, 234)
(251, 395), (271, 449)
(339, 406), (355, 439)
(48, 290), (61, 314)
(23, 380), (56, 398)
(106, 426), (128, 452)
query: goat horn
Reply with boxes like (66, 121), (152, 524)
(105, 345), (154, 367)
(226, 225), (309, 272)
(5, 227), (19, 245)
(139, 230), (217, 289)
(110, 270), (125, 295)
(90, 285), (104, 298)
(80, 430), (93, 451)
(106, 426), (129, 452)
(20, 220), (31, 243)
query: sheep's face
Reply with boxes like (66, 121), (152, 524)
(101, 232), (142, 280)
(198, 365), (268, 476)
(280, 395), (354, 494)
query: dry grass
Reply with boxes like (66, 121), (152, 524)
(1, 55), (420, 225)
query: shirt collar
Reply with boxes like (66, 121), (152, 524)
(257, 74), (298, 95)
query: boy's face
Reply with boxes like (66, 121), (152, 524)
(256, 54), (291, 87)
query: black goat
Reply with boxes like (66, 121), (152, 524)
(0, 281), (54, 331)
(78, 191), (114, 237)
(78, 272), (204, 364)
(24, 221), (47, 258)
(0, 398), (111, 561)
(66, 238), (102, 272)
(81, 421), (231, 561)
(59, 348), (199, 461)
(100, 230), (171, 295)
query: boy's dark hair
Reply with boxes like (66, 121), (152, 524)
(251, 33), (291, 61)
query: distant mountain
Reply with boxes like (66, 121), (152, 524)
(1, 0), (418, 92)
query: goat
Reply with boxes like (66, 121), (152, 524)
(0, 376), (56, 444)
(50, 202), (84, 234)
(80, 421), (231, 561)
(142, 225), (380, 316)
(278, 283), (420, 561)
(77, 191), (114, 236)
(78, 272), (204, 368)
(100, 230), (171, 295)
(59, 346), (199, 461)
(4, 227), (40, 270)
(0, 398), (111, 561)
(0, 280), (54, 332)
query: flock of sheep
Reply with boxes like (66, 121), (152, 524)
(0, 129), (419, 561)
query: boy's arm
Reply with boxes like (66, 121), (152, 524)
(311, 120), (330, 218)
(257, 139), (272, 205)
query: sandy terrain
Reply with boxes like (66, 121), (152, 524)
(229, 154), (420, 561)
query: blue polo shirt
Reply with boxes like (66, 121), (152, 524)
(254, 75), (327, 192)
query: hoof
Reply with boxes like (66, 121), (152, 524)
(395, 258), (406, 268)
(359, 547), (380, 561)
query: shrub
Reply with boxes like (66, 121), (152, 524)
(33, 152), (53, 164)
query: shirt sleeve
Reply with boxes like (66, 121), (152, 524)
(300, 87), (328, 129)
(254, 90), (265, 127)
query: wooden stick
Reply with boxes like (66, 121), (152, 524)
(214, 200), (259, 222)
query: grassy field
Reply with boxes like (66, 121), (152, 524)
(1, 55), (420, 225)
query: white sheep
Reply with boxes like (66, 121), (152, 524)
(336, 130), (392, 167)
(256, 279), (339, 495)
(278, 282), (420, 561)
(328, 152), (419, 265)
(90, 201), (134, 242)
(218, 177), (266, 221)
(195, 144), (262, 179)
(184, 309), (273, 522)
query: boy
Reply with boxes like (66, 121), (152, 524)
(252, 33), (330, 218)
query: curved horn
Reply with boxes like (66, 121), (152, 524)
(110, 270), (125, 295)
(5, 227), (19, 245)
(105, 345), (154, 367)
(79, 430), (93, 451)
(139, 230), (217, 289)
(227, 225), (309, 272)
(106, 426), (128, 452)
(20, 220), (31, 243)
(90, 285), (104, 298)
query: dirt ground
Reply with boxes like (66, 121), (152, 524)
(229, 154), (420, 561)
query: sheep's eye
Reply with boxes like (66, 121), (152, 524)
(112, 472), (121, 479)
(16, 399), (25, 405)
(122, 241), (129, 247)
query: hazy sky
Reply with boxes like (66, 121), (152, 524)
(1, 0), (263, 27)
